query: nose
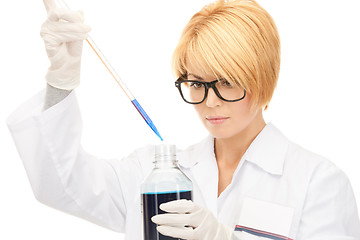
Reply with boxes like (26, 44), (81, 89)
(206, 88), (222, 107)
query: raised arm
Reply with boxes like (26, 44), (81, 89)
(7, 0), (134, 233)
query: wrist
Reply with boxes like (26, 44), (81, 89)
(44, 84), (72, 110)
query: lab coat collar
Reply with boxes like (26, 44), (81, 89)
(177, 135), (214, 169)
(243, 123), (289, 175)
(178, 123), (288, 175)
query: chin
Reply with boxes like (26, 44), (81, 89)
(206, 127), (236, 140)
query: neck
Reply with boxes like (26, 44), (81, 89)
(214, 112), (266, 166)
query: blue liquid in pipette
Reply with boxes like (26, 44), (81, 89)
(131, 99), (163, 141)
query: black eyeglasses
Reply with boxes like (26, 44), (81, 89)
(175, 77), (246, 104)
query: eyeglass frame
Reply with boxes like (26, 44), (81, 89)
(175, 77), (247, 104)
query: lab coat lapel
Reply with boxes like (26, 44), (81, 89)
(244, 123), (288, 175)
(178, 136), (219, 216)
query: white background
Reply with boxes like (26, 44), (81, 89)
(1, 0), (359, 239)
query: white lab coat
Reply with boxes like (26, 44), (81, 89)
(7, 90), (360, 240)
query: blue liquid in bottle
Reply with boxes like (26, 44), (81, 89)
(142, 191), (192, 240)
(141, 144), (193, 240)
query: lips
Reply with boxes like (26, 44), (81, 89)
(206, 116), (229, 124)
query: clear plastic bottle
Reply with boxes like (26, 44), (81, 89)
(141, 144), (193, 240)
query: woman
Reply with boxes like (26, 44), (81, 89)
(7, 0), (360, 239)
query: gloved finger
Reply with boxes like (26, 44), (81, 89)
(43, 21), (91, 35)
(67, 41), (84, 57)
(152, 213), (199, 227)
(159, 199), (200, 214)
(48, 8), (85, 23)
(41, 33), (88, 51)
(157, 225), (196, 240)
(42, 33), (87, 52)
(43, 0), (57, 13)
(43, 41), (84, 59)
(41, 22), (90, 46)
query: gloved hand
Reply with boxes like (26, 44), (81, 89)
(151, 199), (233, 240)
(40, 0), (91, 90)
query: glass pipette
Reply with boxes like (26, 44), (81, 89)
(55, 0), (163, 141)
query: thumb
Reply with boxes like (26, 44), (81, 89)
(160, 200), (199, 214)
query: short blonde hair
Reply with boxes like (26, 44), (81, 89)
(172, 0), (280, 110)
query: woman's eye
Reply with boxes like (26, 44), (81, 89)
(189, 82), (204, 89)
(220, 79), (233, 88)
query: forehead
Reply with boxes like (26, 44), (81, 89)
(185, 64), (218, 80)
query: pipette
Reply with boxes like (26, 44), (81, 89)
(55, 0), (163, 141)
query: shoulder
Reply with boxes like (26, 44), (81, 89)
(276, 128), (352, 196)
(285, 141), (360, 238)
(115, 144), (155, 176)
(264, 123), (349, 186)
(265, 124), (360, 237)
(285, 138), (346, 181)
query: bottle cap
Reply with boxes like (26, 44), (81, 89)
(155, 144), (176, 161)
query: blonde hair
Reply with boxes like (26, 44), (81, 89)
(172, 0), (280, 110)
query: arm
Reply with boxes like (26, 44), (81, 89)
(7, 0), (129, 232)
(7, 90), (127, 232)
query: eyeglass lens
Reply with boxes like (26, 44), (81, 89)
(178, 80), (245, 103)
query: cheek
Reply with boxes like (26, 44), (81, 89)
(229, 96), (260, 127)
(232, 95), (253, 115)
(193, 104), (204, 116)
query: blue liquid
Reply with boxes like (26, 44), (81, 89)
(131, 99), (163, 141)
(142, 191), (192, 240)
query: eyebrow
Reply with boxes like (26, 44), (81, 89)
(187, 73), (203, 80)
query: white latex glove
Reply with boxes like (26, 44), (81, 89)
(40, 0), (91, 90)
(151, 199), (233, 240)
